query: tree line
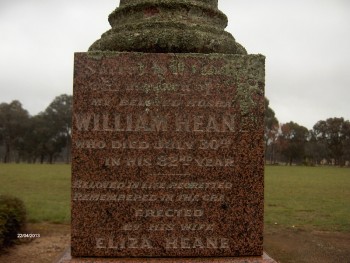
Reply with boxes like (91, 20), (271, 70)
(0, 95), (349, 166)
(265, 99), (350, 166)
(0, 95), (72, 163)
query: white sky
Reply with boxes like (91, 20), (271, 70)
(0, 0), (349, 129)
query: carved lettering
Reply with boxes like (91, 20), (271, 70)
(74, 113), (236, 133)
(74, 193), (159, 202)
(165, 237), (230, 249)
(73, 193), (225, 202)
(91, 98), (111, 106)
(176, 115), (236, 132)
(222, 115), (236, 132)
(155, 155), (234, 167)
(73, 180), (233, 190)
(199, 139), (232, 150)
(148, 224), (175, 231)
(105, 158), (120, 166)
(135, 209), (203, 217)
(180, 224), (214, 231)
(175, 115), (190, 132)
(176, 194), (224, 202)
(150, 115), (168, 132)
(96, 237), (153, 249)
(74, 113), (92, 131)
(126, 157), (152, 167)
(112, 140), (149, 150)
(75, 140), (106, 149)
(115, 97), (238, 110)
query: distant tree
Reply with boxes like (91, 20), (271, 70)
(305, 130), (328, 165)
(313, 117), (348, 165)
(342, 120), (350, 164)
(19, 114), (51, 163)
(278, 122), (309, 165)
(264, 98), (279, 164)
(43, 94), (72, 163)
(0, 101), (30, 163)
(20, 94), (73, 164)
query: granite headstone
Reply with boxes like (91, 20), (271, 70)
(65, 0), (271, 262)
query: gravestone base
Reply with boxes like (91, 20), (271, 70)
(56, 247), (277, 263)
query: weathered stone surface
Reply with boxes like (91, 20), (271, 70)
(57, 248), (276, 263)
(89, 0), (247, 54)
(72, 52), (265, 258)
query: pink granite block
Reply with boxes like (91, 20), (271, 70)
(72, 52), (265, 258)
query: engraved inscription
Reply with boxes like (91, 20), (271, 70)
(74, 113), (236, 133)
(75, 139), (232, 150)
(72, 53), (265, 256)
(180, 224), (214, 231)
(73, 193), (225, 202)
(155, 155), (234, 167)
(148, 224), (175, 231)
(118, 97), (235, 108)
(103, 155), (234, 167)
(121, 223), (215, 232)
(96, 237), (153, 249)
(95, 236), (230, 250)
(165, 237), (230, 249)
(135, 209), (204, 217)
(73, 181), (233, 190)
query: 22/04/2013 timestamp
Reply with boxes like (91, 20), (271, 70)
(17, 233), (41, 239)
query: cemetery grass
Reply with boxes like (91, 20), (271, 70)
(0, 163), (70, 223)
(264, 166), (350, 262)
(264, 165), (350, 232)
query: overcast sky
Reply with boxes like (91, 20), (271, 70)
(0, 0), (349, 129)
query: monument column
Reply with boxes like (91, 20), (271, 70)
(58, 1), (276, 262)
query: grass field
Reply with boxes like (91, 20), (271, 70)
(0, 164), (349, 231)
(265, 166), (350, 232)
(0, 164), (70, 223)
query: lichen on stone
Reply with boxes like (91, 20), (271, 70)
(89, 0), (247, 54)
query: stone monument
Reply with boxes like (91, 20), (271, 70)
(58, 0), (276, 262)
